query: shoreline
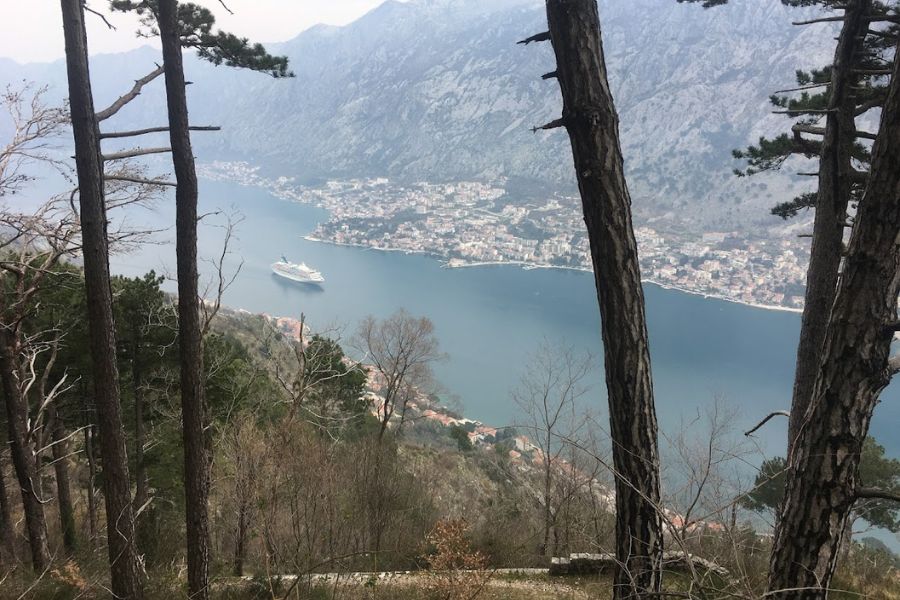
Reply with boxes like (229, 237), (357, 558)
(302, 235), (803, 315)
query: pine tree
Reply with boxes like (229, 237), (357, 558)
(684, 0), (899, 461)
(59, 1), (146, 596)
(767, 34), (900, 597)
(681, 3), (900, 596)
(108, 2), (290, 597)
(521, 2), (663, 597)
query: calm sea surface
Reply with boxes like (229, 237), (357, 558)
(110, 179), (899, 461)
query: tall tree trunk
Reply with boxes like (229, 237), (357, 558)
(0, 330), (50, 571)
(60, 2), (144, 597)
(767, 38), (900, 600)
(158, 1), (210, 597)
(541, 1), (662, 597)
(232, 500), (249, 577)
(787, 0), (870, 460)
(48, 407), (77, 554)
(0, 433), (20, 565)
(132, 341), (148, 517)
(84, 423), (99, 549)
(543, 457), (552, 558)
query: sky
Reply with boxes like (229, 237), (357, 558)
(0, 0), (393, 64)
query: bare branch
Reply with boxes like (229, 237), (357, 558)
(102, 147), (172, 161)
(793, 16), (848, 26)
(518, 31), (551, 45)
(792, 123), (877, 140)
(773, 109), (836, 115)
(856, 487), (900, 503)
(774, 82), (831, 94)
(744, 411), (790, 436)
(96, 65), (164, 121)
(104, 175), (176, 187)
(100, 125), (221, 139)
(532, 118), (567, 133)
(84, 5), (116, 30)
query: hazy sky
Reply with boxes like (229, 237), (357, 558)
(0, 0), (392, 63)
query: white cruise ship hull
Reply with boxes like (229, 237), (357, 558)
(271, 262), (325, 284)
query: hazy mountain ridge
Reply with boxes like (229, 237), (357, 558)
(2, 0), (835, 234)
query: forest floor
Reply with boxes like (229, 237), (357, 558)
(213, 571), (618, 600)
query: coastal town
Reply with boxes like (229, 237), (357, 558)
(199, 161), (810, 311)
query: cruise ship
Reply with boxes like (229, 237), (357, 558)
(271, 256), (325, 284)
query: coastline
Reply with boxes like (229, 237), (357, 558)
(302, 235), (803, 315)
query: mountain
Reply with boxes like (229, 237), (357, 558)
(1, 0), (836, 234)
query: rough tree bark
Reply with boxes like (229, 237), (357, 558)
(0, 329), (49, 571)
(0, 451), (16, 565)
(60, 1), (145, 597)
(158, 1), (211, 597)
(768, 37), (900, 600)
(536, 1), (663, 596)
(84, 422), (99, 548)
(787, 0), (871, 460)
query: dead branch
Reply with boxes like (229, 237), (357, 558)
(773, 109), (836, 115)
(201, 212), (244, 338)
(792, 123), (877, 140)
(532, 118), (567, 133)
(102, 147), (172, 161)
(744, 411), (790, 436)
(84, 4), (116, 30)
(96, 65), (164, 121)
(104, 175), (176, 187)
(518, 31), (551, 45)
(100, 125), (221, 139)
(774, 82), (831, 94)
(856, 487), (900, 503)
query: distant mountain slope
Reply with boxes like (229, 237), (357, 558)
(2, 0), (835, 233)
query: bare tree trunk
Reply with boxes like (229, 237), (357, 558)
(60, 2), (144, 597)
(132, 342), (148, 516)
(543, 457), (552, 558)
(48, 407), (77, 554)
(84, 422), (99, 548)
(768, 38), (900, 600)
(787, 0), (870, 460)
(0, 433), (20, 565)
(233, 500), (249, 576)
(539, 1), (662, 597)
(158, 1), (210, 597)
(0, 329), (50, 571)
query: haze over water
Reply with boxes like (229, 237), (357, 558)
(112, 179), (900, 461)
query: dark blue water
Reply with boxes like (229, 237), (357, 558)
(109, 179), (899, 462)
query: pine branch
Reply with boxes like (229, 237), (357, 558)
(84, 5), (117, 30)
(531, 118), (567, 133)
(745, 411), (790, 436)
(792, 123), (877, 140)
(794, 16), (848, 26)
(102, 147), (172, 161)
(774, 82), (831, 94)
(96, 65), (165, 121)
(518, 31), (551, 45)
(856, 487), (900, 503)
(100, 125), (221, 139)
(104, 175), (176, 187)
(773, 109), (836, 115)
